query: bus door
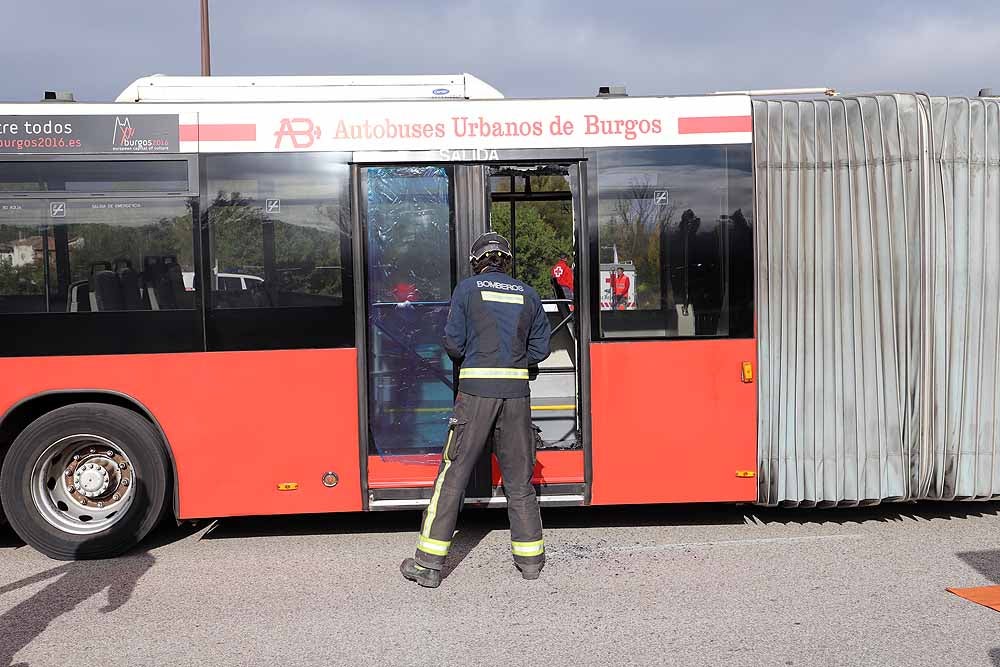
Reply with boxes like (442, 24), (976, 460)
(358, 157), (587, 509)
(359, 164), (460, 506)
(486, 163), (586, 502)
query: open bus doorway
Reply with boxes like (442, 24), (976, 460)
(487, 164), (581, 455)
(363, 160), (586, 507)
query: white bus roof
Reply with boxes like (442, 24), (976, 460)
(115, 74), (505, 103)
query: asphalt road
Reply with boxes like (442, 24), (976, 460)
(1, 502), (999, 667)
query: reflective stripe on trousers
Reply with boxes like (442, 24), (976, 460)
(413, 393), (543, 571)
(511, 539), (544, 557)
(458, 367), (529, 380)
(416, 428), (456, 558)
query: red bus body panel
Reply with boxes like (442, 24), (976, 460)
(367, 450), (584, 489)
(0, 349), (362, 518)
(494, 450), (584, 486)
(589, 340), (757, 505)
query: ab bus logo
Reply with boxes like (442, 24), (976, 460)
(274, 118), (322, 149)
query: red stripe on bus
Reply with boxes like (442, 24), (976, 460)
(677, 115), (752, 134)
(178, 123), (257, 142)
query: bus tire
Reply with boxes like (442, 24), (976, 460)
(0, 403), (171, 560)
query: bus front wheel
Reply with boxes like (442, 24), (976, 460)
(0, 403), (172, 560)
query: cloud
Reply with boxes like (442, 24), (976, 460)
(0, 1), (997, 101)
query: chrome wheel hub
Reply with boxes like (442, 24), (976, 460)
(31, 434), (135, 535)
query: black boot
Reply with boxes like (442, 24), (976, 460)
(400, 558), (442, 588)
(515, 563), (543, 580)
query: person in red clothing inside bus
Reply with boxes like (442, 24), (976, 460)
(391, 280), (420, 304)
(550, 252), (574, 301)
(610, 266), (630, 310)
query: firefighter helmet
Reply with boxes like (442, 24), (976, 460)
(469, 232), (513, 274)
(469, 232), (512, 262)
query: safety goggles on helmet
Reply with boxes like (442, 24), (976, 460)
(469, 232), (512, 262)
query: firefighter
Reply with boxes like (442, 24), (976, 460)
(400, 232), (551, 588)
(611, 266), (630, 310)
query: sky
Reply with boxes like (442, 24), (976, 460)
(2, 1), (999, 102)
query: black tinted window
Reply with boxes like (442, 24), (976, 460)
(0, 198), (196, 314)
(0, 160), (189, 193)
(203, 153), (354, 351)
(594, 145), (753, 339)
(0, 197), (200, 357)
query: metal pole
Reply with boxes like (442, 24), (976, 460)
(200, 0), (211, 76)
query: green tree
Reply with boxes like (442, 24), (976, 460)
(490, 202), (572, 296)
(209, 191), (344, 298)
(0, 260), (44, 296)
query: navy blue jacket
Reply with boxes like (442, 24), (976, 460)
(443, 269), (551, 398)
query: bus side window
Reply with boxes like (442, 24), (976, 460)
(0, 198), (197, 314)
(593, 145), (753, 340)
(202, 152), (355, 351)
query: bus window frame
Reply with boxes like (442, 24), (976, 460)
(584, 144), (754, 343)
(0, 153), (203, 357)
(0, 153), (199, 199)
(197, 151), (356, 352)
(353, 148), (586, 165)
(351, 151), (595, 506)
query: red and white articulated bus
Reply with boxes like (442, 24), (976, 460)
(1, 74), (993, 559)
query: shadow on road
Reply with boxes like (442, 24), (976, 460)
(200, 503), (754, 542)
(440, 523), (493, 580)
(990, 647), (1000, 667)
(956, 549), (1000, 585)
(748, 500), (1000, 526)
(0, 552), (154, 667)
(0, 482), (172, 667)
(0, 524), (25, 550)
(199, 500), (1000, 543)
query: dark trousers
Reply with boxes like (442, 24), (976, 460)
(414, 392), (544, 571)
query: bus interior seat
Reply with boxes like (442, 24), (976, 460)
(154, 261), (179, 309)
(114, 258), (144, 310)
(250, 281), (273, 308)
(142, 256), (164, 309)
(67, 280), (90, 312)
(91, 264), (124, 312)
(87, 262), (112, 312)
(140, 255), (188, 310)
(163, 257), (192, 309)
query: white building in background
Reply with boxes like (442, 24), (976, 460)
(0, 240), (36, 267)
(9, 241), (35, 267)
(0, 237), (83, 268)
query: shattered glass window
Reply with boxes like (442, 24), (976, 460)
(365, 166), (455, 458)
